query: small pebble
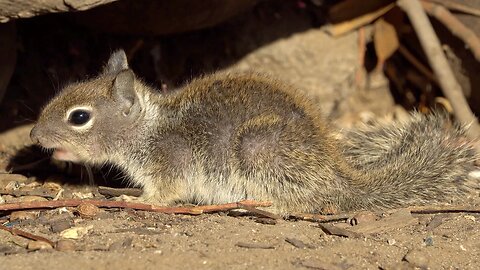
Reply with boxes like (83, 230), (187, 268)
(27, 240), (53, 251)
(424, 236), (434, 246)
(42, 181), (63, 191)
(10, 211), (38, 221)
(60, 225), (93, 239)
(387, 239), (396, 246)
(55, 240), (76, 251)
(50, 219), (73, 233)
(4, 181), (20, 190)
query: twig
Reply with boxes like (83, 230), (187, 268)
(409, 205), (480, 214)
(318, 223), (364, 238)
(97, 186), (143, 197)
(325, 3), (395, 37)
(0, 224), (54, 246)
(290, 213), (350, 223)
(194, 200), (273, 213)
(397, 0), (480, 150)
(239, 205), (281, 220)
(398, 45), (438, 84)
(0, 199), (272, 215)
(423, 0), (480, 17)
(422, 1), (480, 61)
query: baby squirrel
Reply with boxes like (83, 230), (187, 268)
(30, 50), (478, 214)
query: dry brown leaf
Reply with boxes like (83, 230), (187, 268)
(374, 18), (399, 66)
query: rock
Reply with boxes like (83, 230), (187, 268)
(387, 239), (396, 246)
(0, 0), (118, 22)
(9, 210), (39, 221)
(55, 240), (76, 251)
(0, 173), (28, 188)
(424, 236), (434, 247)
(403, 249), (430, 269)
(60, 225), (93, 239)
(27, 240), (53, 251)
(50, 219), (74, 233)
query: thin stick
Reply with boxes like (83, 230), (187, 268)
(355, 26), (367, 88)
(422, 1), (480, 61)
(398, 45), (438, 84)
(0, 224), (54, 246)
(397, 0), (480, 150)
(0, 199), (272, 215)
(409, 205), (480, 214)
(239, 205), (281, 220)
(423, 0), (480, 17)
(98, 186), (143, 197)
(290, 213), (350, 223)
(325, 3), (395, 37)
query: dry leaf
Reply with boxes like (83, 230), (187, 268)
(374, 18), (399, 66)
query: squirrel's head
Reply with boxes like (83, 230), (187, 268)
(30, 50), (145, 164)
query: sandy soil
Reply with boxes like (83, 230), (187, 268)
(0, 125), (479, 269)
(1, 1), (479, 269)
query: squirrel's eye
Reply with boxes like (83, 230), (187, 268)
(68, 110), (91, 126)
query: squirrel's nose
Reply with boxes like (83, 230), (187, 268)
(30, 126), (40, 144)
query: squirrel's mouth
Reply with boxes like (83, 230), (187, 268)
(52, 148), (79, 162)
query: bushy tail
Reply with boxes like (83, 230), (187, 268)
(341, 112), (479, 209)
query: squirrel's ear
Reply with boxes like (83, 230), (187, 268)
(105, 50), (129, 75)
(113, 69), (137, 112)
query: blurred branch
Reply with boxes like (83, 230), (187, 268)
(325, 3), (395, 36)
(423, 0), (480, 17)
(421, 1), (480, 61)
(397, 0), (480, 150)
(0, 0), (118, 22)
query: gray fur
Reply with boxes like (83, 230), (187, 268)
(30, 51), (479, 215)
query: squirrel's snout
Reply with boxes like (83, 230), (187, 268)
(30, 126), (41, 145)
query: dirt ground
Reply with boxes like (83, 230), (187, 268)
(1, 1), (480, 269)
(0, 158), (479, 270)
